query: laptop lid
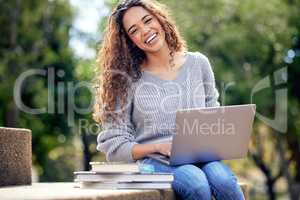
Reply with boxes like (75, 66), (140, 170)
(169, 104), (256, 165)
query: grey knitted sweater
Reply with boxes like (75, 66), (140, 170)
(97, 51), (220, 162)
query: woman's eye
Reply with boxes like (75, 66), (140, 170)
(131, 29), (137, 34)
(145, 18), (152, 24)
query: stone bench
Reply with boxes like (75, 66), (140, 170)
(0, 182), (249, 200)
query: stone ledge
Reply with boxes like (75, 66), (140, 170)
(0, 127), (32, 186)
(0, 182), (249, 200)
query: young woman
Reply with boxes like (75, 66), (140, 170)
(94, 0), (245, 199)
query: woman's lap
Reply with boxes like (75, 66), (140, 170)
(141, 158), (245, 200)
(142, 158), (211, 199)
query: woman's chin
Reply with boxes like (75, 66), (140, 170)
(142, 42), (165, 53)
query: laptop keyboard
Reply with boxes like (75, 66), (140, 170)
(147, 153), (170, 162)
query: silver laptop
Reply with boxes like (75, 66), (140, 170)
(147, 104), (256, 165)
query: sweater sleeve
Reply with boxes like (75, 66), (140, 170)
(197, 52), (220, 107)
(96, 89), (138, 162)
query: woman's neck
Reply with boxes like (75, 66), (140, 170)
(143, 43), (172, 71)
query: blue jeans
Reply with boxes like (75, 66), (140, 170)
(142, 158), (245, 200)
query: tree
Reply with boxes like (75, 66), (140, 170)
(159, 0), (298, 199)
(284, 1), (300, 199)
(0, 0), (78, 181)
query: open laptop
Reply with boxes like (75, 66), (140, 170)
(147, 104), (256, 166)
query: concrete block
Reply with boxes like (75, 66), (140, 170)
(0, 127), (32, 187)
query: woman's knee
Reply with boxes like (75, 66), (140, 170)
(202, 161), (244, 199)
(202, 161), (238, 188)
(173, 164), (211, 200)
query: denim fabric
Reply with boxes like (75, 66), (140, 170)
(142, 158), (245, 200)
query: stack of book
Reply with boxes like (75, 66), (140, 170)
(74, 162), (174, 189)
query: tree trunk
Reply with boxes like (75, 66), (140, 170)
(5, 0), (21, 128)
(5, 102), (19, 128)
(282, 132), (300, 199)
(290, 184), (300, 200)
(266, 179), (276, 200)
(81, 131), (91, 171)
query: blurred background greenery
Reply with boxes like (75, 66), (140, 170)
(0, 0), (299, 199)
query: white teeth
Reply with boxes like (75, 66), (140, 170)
(146, 33), (157, 44)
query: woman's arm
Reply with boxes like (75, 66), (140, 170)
(197, 52), (220, 107)
(132, 143), (171, 160)
(97, 87), (138, 162)
(97, 84), (172, 162)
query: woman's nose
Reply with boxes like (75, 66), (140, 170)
(142, 26), (151, 36)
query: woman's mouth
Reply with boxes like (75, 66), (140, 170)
(145, 33), (159, 45)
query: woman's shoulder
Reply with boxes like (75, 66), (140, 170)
(186, 51), (212, 73)
(187, 51), (210, 63)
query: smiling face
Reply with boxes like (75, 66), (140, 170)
(122, 6), (166, 53)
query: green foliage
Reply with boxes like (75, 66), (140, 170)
(0, 0), (78, 181)
(160, 0), (300, 197)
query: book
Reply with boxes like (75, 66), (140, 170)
(74, 171), (174, 182)
(89, 162), (156, 173)
(76, 181), (172, 189)
(74, 161), (174, 190)
(89, 162), (140, 173)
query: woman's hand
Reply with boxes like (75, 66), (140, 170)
(132, 143), (172, 160)
(154, 143), (172, 157)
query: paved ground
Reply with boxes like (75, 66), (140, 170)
(0, 182), (176, 200)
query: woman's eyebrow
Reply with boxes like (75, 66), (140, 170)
(127, 14), (151, 33)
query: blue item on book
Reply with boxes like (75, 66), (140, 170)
(139, 164), (155, 173)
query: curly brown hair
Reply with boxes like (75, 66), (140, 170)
(93, 0), (186, 124)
